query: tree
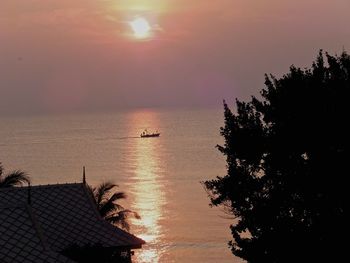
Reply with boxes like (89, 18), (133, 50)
(89, 182), (140, 231)
(62, 243), (132, 263)
(0, 162), (30, 187)
(204, 51), (348, 263)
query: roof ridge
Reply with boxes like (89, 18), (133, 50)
(80, 183), (104, 220)
(25, 204), (51, 251)
(0, 182), (145, 250)
(0, 182), (84, 192)
(100, 218), (146, 247)
(79, 184), (146, 247)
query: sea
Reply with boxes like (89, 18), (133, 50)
(0, 108), (243, 263)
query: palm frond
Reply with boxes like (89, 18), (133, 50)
(86, 184), (97, 205)
(98, 192), (126, 218)
(109, 191), (127, 203)
(105, 209), (141, 231)
(0, 163), (3, 176)
(0, 170), (30, 187)
(99, 201), (119, 218)
(119, 209), (141, 220)
(95, 182), (118, 206)
(133, 211), (141, 220)
(90, 181), (140, 231)
(105, 212), (130, 231)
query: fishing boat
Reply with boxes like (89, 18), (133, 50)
(140, 129), (160, 138)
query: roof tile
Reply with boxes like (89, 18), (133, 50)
(0, 206), (73, 263)
(0, 183), (145, 252)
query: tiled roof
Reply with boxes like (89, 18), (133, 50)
(0, 205), (73, 263)
(0, 183), (145, 253)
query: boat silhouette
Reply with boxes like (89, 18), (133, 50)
(140, 129), (160, 138)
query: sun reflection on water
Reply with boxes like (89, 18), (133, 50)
(126, 110), (166, 263)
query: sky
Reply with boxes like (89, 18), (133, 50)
(1, 0), (349, 115)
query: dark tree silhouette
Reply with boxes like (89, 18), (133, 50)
(62, 243), (132, 263)
(0, 162), (30, 187)
(88, 182), (140, 231)
(204, 51), (348, 263)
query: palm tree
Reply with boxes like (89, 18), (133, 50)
(88, 182), (140, 231)
(0, 162), (30, 188)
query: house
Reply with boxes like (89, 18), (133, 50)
(0, 182), (145, 262)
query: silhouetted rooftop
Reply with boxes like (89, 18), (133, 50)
(0, 183), (145, 262)
(0, 205), (73, 262)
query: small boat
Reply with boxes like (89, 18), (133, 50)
(140, 129), (160, 138)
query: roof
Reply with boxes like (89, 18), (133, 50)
(0, 205), (74, 263)
(0, 183), (145, 253)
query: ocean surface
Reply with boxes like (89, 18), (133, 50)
(0, 108), (243, 263)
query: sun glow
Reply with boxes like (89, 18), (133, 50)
(129, 17), (151, 39)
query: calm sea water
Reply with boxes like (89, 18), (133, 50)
(0, 108), (243, 263)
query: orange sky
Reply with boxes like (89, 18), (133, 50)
(1, 0), (349, 115)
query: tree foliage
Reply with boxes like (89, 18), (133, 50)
(62, 243), (132, 263)
(204, 51), (349, 262)
(88, 182), (140, 231)
(0, 162), (30, 187)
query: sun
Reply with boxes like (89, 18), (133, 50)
(129, 17), (151, 39)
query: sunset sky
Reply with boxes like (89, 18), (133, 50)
(1, 0), (349, 115)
